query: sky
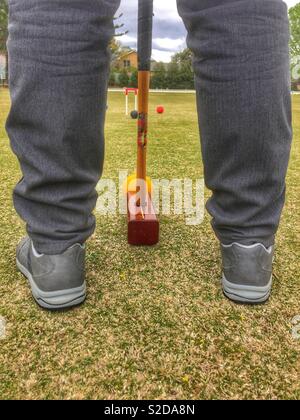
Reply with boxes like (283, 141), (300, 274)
(117, 0), (299, 62)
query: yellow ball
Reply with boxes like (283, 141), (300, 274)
(124, 173), (153, 195)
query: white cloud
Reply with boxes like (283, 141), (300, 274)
(153, 0), (181, 21)
(152, 49), (175, 62)
(118, 0), (299, 63)
(285, 0), (299, 7)
(117, 0), (186, 62)
(120, 34), (137, 48)
(153, 37), (186, 52)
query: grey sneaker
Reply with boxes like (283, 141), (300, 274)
(16, 237), (86, 310)
(221, 243), (274, 304)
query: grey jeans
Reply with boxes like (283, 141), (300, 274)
(6, 0), (292, 254)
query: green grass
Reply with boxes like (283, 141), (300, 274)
(0, 88), (299, 400)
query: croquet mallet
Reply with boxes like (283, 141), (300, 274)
(126, 0), (159, 246)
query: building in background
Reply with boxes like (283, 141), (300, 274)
(115, 50), (138, 70)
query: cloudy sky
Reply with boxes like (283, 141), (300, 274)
(117, 0), (299, 62)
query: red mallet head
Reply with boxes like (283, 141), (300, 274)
(156, 106), (165, 114)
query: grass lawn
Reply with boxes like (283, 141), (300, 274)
(0, 88), (299, 400)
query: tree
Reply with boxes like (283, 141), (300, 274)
(171, 48), (194, 89)
(113, 13), (128, 38)
(130, 69), (138, 88)
(110, 38), (123, 60)
(165, 61), (181, 89)
(172, 48), (193, 68)
(109, 71), (116, 87)
(151, 62), (167, 89)
(119, 69), (129, 87)
(110, 12), (129, 64)
(289, 3), (300, 86)
(289, 3), (300, 58)
(0, 0), (8, 82)
(155, 48), (195, 90)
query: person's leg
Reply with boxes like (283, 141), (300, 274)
(6, 0), (120, 255)
(177, 0), (292, 247)
(6, 0), (120, 309)
(177, 0), (292, 303)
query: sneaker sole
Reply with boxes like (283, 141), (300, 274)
(222, 273), (272, 304)
(16, 258), (86, 310)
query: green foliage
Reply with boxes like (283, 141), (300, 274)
(172, 48), (193, 68)
(171, 49), (195, 90)
(110, 37), (132, 64)
(289, 3), (300, 86)
(0, 0), (8, 81)
(110, 38), (123, 60)
(110, 47), (194, 90)
(289, 3), (300, 58)
(156, 48), (194, 90)
(0, 0), (8, 51)
(119, 69), (129, 87)
(151, 62), (167, 89)
(129, 69), (138, 88)
(109, 72), (116, 87)
(165, 61), (181, 89)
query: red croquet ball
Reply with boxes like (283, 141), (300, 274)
(156, 106), (165, 114)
